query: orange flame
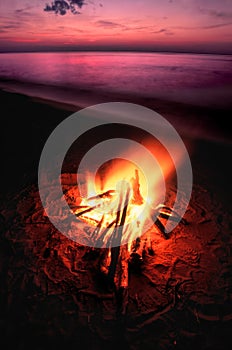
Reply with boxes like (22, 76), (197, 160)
(71, 138), (184, 248)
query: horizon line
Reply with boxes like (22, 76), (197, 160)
(0, 48), (231, 55)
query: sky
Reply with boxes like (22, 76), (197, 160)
(0, 0), (232, 53)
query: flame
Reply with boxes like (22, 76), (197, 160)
(64, 137), (186, 249)
(79, 165), (149, 242)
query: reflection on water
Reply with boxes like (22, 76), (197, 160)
(0, 52), (231, 108)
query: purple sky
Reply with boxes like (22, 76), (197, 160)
(0, 0), (232, 52)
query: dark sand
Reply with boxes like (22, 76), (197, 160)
(1, 87), (231, 203)
(1, 88), (232, 350)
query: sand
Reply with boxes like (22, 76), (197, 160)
(1, 88), (232, 350)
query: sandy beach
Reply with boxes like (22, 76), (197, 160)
(1, 0), (232, 344)
(1, 87), (232, 350)
(1, 0), (232, 345)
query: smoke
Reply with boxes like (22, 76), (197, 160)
(44, 1), (86, 16)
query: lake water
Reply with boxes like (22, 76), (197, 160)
(0, 52), (231, 108)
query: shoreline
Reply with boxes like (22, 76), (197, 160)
(1, 87), (232, 207)
(1, 81), (231, 144)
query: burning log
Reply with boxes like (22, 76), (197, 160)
(87, 190), (116, 201)
(90, 215), (105, 240)
(69, 204), (89, 211)
(158, 205), (188, 225)
(153, 216), (169, 239)
(116, 244), (129, 315)
(108, 183), (130, 284)
(74, 205), (97, 218)
(151, 204), (188, 239)
(97, 219), (116, 247)
(118, 245), (129, 290)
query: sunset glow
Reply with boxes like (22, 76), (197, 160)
(0, 0), (232, 53)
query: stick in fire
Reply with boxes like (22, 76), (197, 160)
(108, 182), (130, 283)
(72, 169), (188, 313)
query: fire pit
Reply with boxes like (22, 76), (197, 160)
(41, 159), (186, 313)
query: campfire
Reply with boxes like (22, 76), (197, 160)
(63, 158), (186, 296)
(39, 108), (192, 314)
